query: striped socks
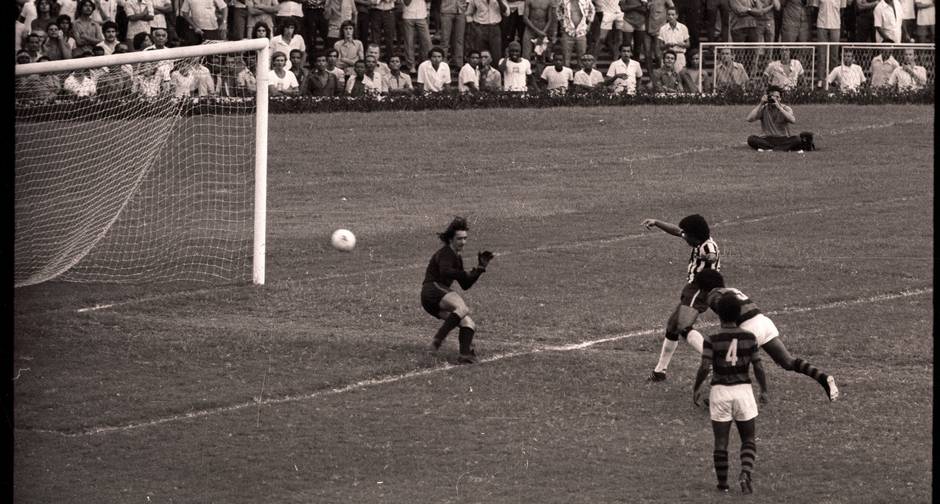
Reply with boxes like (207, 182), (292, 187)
(793, 357), (829, 385)
(714, 449), (729, 489)
(740, 440), (757, 475)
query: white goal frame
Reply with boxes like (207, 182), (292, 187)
(15, 39), (271, 285)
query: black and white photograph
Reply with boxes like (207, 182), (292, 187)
(11, 0), (933, 501)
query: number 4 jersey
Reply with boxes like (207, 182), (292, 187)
(703, 327), (762, 386)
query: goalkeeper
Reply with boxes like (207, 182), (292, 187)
(421, 217), (494, 364)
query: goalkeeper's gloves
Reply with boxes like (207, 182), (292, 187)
(477, 250), (494, 269)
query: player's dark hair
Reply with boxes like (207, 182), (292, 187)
(678, 214), (710, 241)
(767, 84), (784, 95)
(714, 292), (742, 324)
(438, 217), (469, 243)
(101, 21), (118, 32)
(693, 269), (725, 293)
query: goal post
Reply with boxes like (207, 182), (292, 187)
(14, 39), (270, 287)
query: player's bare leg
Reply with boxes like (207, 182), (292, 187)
(761, 338), (839, 401)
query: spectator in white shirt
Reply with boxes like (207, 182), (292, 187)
(657, 8), (689, 71)
(605, 43), (643, 94)
(825, 50), (866, 92)
(123, 0), (155, 44)
(458, 50), (482, 93)
(914, 0), (935, 41)
(270, 18), (306, 70)
(763, 47), (804, 90)
(540, 52), (573, 92)
(887, 47), (928, 90)
(416, 47), (452, 93)
(874, 0), (904, 41)
(498, 41), (533, 92)
(572, 53), (604, 89)
(96, 21), (120, 54)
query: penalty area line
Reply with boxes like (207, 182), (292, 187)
(23, 286), (930, 438)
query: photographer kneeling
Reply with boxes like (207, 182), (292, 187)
(746, 86), (815, 152)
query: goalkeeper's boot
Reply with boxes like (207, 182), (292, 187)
(457, 353), (478, 364)
(824, 376), (839, 402)
(739, 471), (753, 495)
(457, 345), (478, 364)
(646, 371), (667, 382)
(430, 337), (445, 352)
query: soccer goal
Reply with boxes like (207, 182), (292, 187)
(698, 42), (935, 92)
(14, 39), (270, 287)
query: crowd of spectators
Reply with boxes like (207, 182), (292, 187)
(13, 0), (935, 102)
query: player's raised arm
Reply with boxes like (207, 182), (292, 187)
(641, 218), (684, 237)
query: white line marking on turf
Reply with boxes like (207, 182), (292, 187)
(72, 194), (927, 314)
(25, 286), (930, 438)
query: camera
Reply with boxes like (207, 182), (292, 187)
(767, 95), (777, 104)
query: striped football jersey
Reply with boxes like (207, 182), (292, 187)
(703, 327), (761, 386)
(706, 287), (762, 324)
(686, 237), (720, 283)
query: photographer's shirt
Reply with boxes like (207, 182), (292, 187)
(759, 104), (792, 137)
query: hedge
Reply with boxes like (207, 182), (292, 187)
(14, 86), (934, 120)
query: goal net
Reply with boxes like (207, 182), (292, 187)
(14, 39), (270, 288)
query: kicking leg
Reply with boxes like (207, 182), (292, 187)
(649, 306), (683, 381)
(651, 304), (701, 381)
(735, 418), (757, 494)
(762, 338), (839, 401)
(712, 420), (732, 491)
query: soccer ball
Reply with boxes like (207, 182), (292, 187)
(331, 229), (356, 252)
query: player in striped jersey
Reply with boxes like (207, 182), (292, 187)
(421, 217), (494, 364)
(689, 269), (839, 401)
(641, 214), (720, 382)
(693, 291), (767, 494)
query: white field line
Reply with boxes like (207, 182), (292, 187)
(73, 194), (927, 314)
(26, 286), (931, 438)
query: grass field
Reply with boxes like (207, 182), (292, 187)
(13, 104), (933, 503)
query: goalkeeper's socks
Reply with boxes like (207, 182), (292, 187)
(434, 313), (462, 343)
(458, 327), (475, 355)
(714, 449), (729, 489)
(654, 338), (679, 373)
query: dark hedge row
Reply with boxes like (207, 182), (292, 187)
(15, 86), (934, 120)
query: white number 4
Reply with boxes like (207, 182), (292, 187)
(725, 338), (739, 366)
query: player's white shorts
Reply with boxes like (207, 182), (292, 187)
(709, 383), (758, 422)
(600, 10), (626, 30)
(739, 313), (779, 347)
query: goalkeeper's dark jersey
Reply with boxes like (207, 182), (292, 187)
(706, 287), (762, 324)
(703, 327), (761, 386)
(422, 245), (483, 290)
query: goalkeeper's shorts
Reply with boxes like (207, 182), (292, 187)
(421, 282), (451, 318)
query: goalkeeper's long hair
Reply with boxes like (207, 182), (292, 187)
(438, 216), (469, 243)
